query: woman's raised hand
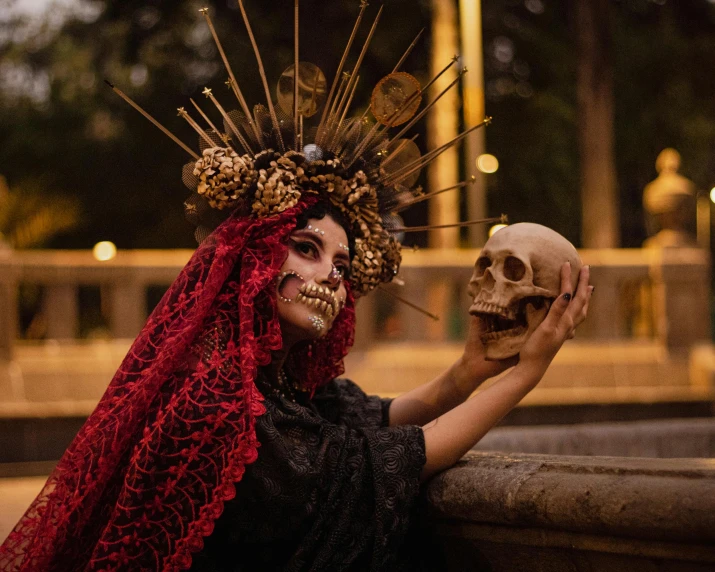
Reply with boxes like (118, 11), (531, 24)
(461, 315), (519, 380)
(517, 262), (593, 384)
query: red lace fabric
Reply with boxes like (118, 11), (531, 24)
(0, 197), (356, 571)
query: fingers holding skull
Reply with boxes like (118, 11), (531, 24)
(553, 262), (591, 338)
(517, 262), (593, 376)
(565, 264), (593, 331)
(566, 281), (595, 339)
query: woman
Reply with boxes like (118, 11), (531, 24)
(0, 193), (590, 572)
(0, 5), (592, 568)
(189, 201), (592, 572)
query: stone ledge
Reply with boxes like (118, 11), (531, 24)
(474, 418), (715, 458)
(430, 522), (715, 564)
(425, 452), (715, 547)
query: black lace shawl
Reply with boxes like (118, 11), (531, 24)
(189, 378), (426, 572)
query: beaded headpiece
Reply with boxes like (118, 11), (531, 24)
(107, 1), (502, 297)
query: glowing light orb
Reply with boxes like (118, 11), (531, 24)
(489, 224), (508, 237)
(476, 154), (499, 174)
(93, 241), (117, 262)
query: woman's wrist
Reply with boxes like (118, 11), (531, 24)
(453, 355), (489, 392)
(511, 360), (546, 389)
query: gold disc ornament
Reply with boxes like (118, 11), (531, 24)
(380, 138), (422, 188)
(370, 72), (421, 127)
(277, 62), (327, 118)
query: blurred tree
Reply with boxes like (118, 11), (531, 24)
(0, 174), (79, 248)
(481, 0), (715, 247)
(2, 0), (715, 249)
(0, 0), (430, 248)
(574, 0), (619, 248)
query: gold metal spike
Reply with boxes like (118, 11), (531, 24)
(395, 177), (476, 212)
(392, 28), (425, 73)
(382, 67), (465, 152)
(177, 107), (221, 149)
(388, 215), (505, 233)
(199, 7), (262, 147)
(378, 285), (439, 321)
(332, 4), (383, 136)
(322, 72), (351, 143)
(349, 57), (460, 166)
(352, 28), (428, 130)
(204, 88), (254, 154)
(380, 135), (418, 169)
(316, 2), (369, 145)
(382, 116), (491, 186)
(104, 80), (198, 160)
(293, 0), (300, 150)
(328, 75), (360, 151)
(190, 98), (223, 140)
(237, 0), (285, 153)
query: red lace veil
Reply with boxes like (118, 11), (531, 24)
(0, 197), (356, 571)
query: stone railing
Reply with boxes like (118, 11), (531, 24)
(0, 247), (710, 360)
(424, 450), (715, 570)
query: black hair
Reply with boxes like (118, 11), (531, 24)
(294, 201), (355, 258)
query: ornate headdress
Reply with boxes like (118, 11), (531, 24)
(106, 0), (501, 298)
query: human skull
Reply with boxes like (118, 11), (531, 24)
(467, 223), (582, 360)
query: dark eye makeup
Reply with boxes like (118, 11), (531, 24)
(290, 238), (351, 279)
(290, 239), (318, 258)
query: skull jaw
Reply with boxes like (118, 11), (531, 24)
(484, 329), (530, 360)
(478, 300), (551, 360)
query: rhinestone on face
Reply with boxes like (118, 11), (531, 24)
(276, 270), (304, 303)
(338, 243), (350, 252)
(308, 315), (324, 331)
(305, 224), (325, 236)
(328, 265), (342, 284)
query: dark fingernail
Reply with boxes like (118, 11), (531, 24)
(563, 293), (572, 302)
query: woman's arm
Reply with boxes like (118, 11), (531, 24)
(387, 326), (517, 427)
(420, 263), (592, 481)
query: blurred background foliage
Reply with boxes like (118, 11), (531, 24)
(1, 0), (715, 249)
(0, 175), (80, 248)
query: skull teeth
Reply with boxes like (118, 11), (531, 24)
(294, 283), (339, 317)
(470, 301), (516, 320)
(482, 325), (527, 341)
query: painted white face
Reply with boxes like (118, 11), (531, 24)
(276, 216), (350, 345)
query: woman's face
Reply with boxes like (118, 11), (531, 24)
(276, 215), (350, 344)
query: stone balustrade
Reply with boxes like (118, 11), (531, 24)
(423, 450), (715, 570)
(0, 247), (710, 360)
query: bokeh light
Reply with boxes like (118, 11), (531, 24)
(477, 154), (499, 174)
(710, 187), (715, 204)
(93, 241), (117, 262)
(489, 224), (508, 237)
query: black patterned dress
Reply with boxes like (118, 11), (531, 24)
(189, 377), (427, 572)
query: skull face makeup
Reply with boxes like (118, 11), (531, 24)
(467, 223), (582, 360)
(276, 216), (349, 344)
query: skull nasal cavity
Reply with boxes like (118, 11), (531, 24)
(475, 256), (491, 276)
(503, 256), (526, 281)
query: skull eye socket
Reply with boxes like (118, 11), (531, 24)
(475, 256), (491, 277)
(503, 256), (526, 281)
